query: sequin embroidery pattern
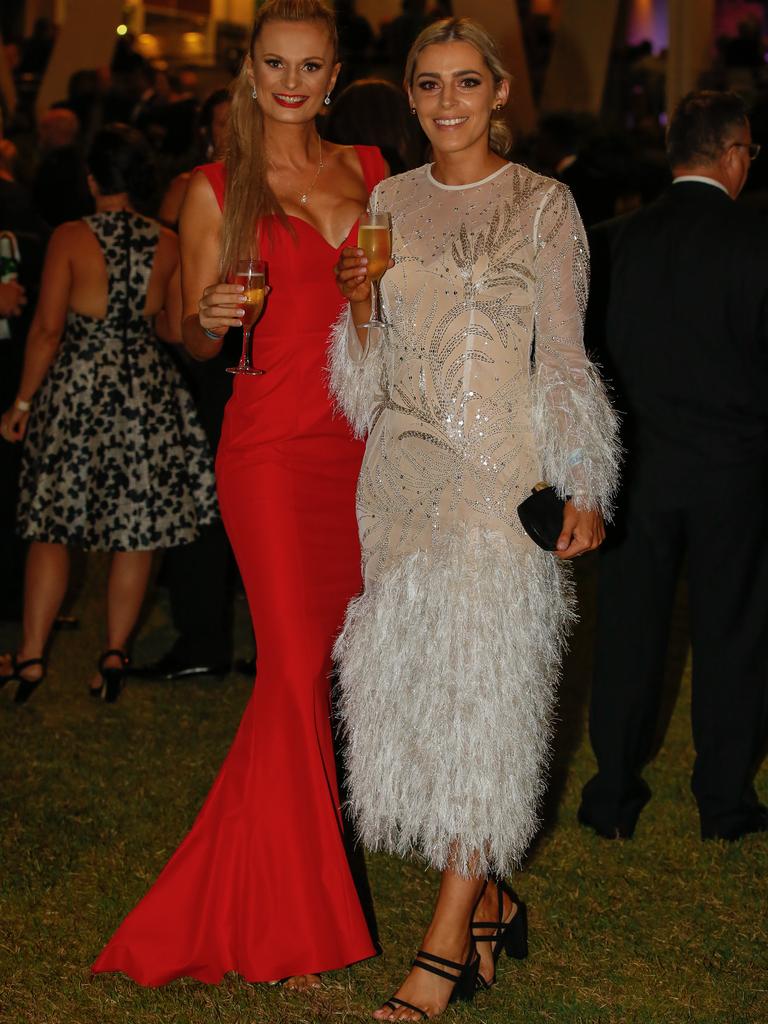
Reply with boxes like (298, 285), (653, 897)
(329, 163), (620, 877)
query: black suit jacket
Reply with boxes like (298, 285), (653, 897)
(0, 179), (50, 404)
(587, 181), (768, 471)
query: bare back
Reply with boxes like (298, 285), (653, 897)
(60, 215), (178, 321)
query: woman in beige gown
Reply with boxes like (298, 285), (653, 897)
(332, 17), (620, 1023)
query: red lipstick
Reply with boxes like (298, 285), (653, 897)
(273, 94), (309, 108)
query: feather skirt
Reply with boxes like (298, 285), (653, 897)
(333, 525), (576, 878)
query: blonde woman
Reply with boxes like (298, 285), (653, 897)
(93, 0), (386, 989)
(333, 18), (620, 1020)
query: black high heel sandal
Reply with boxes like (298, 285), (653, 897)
(92, 649), (129, 703)
(471, 879), (528, 989)
(0, 655), (46, 705)
(381, 947), (481, 1019)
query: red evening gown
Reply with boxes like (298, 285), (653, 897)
(92, 145), (387, 985)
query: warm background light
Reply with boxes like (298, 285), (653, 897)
(181, 31), (205, 58)
(135, 33), (161, 59)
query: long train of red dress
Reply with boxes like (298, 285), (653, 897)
(92, 145), (386, 985)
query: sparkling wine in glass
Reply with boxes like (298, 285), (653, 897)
(226, 258), (267, 376)
(358, 212), (392, 330)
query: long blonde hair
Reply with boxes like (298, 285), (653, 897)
(221, 0), (338, 275)
(404, 17), (513, 158)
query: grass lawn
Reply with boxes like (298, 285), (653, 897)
(1, 554), (766, 1024)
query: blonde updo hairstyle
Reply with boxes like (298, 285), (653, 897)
(404, 17), (513, 158)
(221, 0), (338, 275)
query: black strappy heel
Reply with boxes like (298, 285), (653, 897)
(471, 879), (528, 989)
(92, 649), (130, 703)
(0, 655), (46, 705)
(381, 946), (480, 1019)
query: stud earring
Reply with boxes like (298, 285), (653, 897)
(324, 93), (332, 106)
(410, 107), (416, 115)
(252, 87), (258, 99)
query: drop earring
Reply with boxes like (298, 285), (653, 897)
(252, 87), (258, 100)
(324, 93), (331, 106)
(410, 107), (416, 115)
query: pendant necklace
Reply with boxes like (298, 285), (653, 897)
(298, 136), (324, 206)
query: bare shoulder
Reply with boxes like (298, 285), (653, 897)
(47, 220), (94, 260)
(324, 141), (372, 178)
(323, 140), (359, 164)
(180, 169), (222, 228)
(52, 219), (91, 244)
(186, 168), (220, 207)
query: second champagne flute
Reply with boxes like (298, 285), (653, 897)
(358, 212), (391, 330)
(227, 258), (267, 376)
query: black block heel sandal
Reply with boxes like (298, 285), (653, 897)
(92, 649), (129, 703)
(381, 947), (480, 1019)
(472, 880), (528, 989)
(0, 655), (46, 705)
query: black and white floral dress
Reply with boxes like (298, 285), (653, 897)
(17, 211), (218, 551)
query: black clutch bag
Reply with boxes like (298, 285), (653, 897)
(517, 483), (567, 551)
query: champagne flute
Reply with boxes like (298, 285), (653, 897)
(226, 258), (267, 376)
(358, 212), (392, 330)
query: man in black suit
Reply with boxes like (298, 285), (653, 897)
(536, 113), (617, 227)
(579, 91), (768, 842)
(131, 337), (243, 680)
(0, 162), (49, 621)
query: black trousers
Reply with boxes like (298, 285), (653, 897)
(161, 344), (239, 665)
(580, 455), (768, 836)
(0, 340), (25, 620)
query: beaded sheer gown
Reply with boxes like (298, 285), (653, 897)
(92, 145), (386, 984)
(330, 162), (621, 877)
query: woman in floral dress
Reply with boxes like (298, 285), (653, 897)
(0, 125), (217, 703)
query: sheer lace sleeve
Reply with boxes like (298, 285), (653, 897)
(531, 182), (620, 516)
(327, 182), (387, 438)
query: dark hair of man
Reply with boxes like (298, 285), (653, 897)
(666, 90), (748, 168)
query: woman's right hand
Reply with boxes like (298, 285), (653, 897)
(0, 281), (26, 318)
(0, 404), (29, 443)
(197, 282), (246, 336)
(334, 247), (372, 304)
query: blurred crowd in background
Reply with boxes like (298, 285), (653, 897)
(3, 0), (768, 651)
(4, 4), (768, 230)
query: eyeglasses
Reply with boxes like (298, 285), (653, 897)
(730, 142), (761, 160)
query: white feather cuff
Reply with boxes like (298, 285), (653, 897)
(326, 304), (385, 439)
(531, 361), (621, 519)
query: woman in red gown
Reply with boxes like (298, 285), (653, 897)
(92, 0), (386, 988)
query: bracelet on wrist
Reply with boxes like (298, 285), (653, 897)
(14, 398), (31, 412)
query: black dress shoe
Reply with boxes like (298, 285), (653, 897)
(129, 652), (230, 681)
(577, 806), (635, 840)
(701, 806), (768, 841)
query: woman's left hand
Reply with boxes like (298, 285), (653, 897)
(554, 501), (605, 559)
(0, 405), (29, 443)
